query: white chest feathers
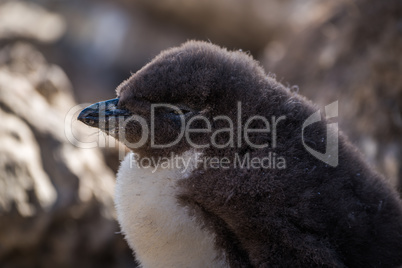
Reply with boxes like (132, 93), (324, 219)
(115, 152), (228, 268)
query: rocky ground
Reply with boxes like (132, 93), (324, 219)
(0, 41), (135, 268)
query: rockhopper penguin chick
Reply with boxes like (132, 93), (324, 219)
(78, 41), (402, 267)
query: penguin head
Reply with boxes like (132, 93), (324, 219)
(78, 41), (282, 158)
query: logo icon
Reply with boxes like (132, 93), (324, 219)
(302, 101), (338, 167)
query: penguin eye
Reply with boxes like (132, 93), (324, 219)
(171, 110), (182, 115)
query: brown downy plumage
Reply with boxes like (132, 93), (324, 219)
(78, 41), (402, 268)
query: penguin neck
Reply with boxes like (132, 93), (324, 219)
(115, 150), (228, 268)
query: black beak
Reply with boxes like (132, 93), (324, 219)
(77, 98), (132, 130)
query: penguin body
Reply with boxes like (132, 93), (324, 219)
(115, 150), (228, 268)
(78, 41), (402, 267)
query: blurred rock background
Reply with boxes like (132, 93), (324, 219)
(0, 0), (400, 267)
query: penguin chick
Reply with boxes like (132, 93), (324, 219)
(78, 41), (402, 268)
